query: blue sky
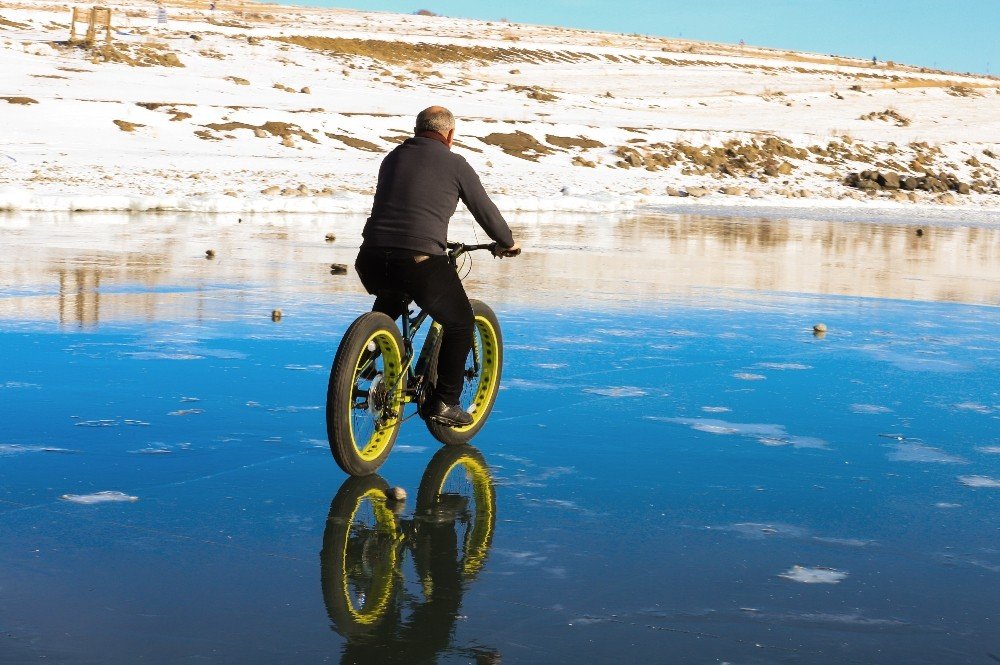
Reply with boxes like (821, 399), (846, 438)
(286, 0), (998, 75)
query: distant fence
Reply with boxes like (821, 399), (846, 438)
(69, 6), (112, 44)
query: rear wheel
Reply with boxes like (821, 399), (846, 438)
(327, 313), (406, 476)
(424, 300), (503, 446)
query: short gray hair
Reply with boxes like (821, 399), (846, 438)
(415, 106), (455, 134)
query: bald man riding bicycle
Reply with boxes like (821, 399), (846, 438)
(355, 106), (521, 428)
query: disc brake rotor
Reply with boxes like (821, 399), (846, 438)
(367, 374), (385, 420)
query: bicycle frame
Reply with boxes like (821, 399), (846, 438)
(392, 242), (497, 406)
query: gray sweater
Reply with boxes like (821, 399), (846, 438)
(361, 136), (515, 254)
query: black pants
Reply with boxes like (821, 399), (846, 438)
(355, 247), (474, 405)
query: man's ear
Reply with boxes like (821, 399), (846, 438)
(446, 128), (455, 147)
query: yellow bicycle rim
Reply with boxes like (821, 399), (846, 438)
(349, 330), (404, 461)
(437, 455), (495, 578)
(341, 488), (399, 625)
(452, 315), (499, 433)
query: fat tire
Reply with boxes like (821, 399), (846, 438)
(425, 299), (503, 446)
(320, 475), (399, 636)
(327, 312), (405, 476)
(414, 446), (496, 582)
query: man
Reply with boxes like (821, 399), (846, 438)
(355, 106), (520, 427)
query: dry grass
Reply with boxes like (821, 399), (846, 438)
(479, 131), (553, 161)
(325, 133), (381, 152)
(546, 135), (604, 150)
(452, 139), (482, 153)
(1, 96), (38, 105)
(113, 119), (143, 132)
(275, 35), (592, 66)
(859, 108), (911, 127)
(91, 44), (184, 68)
(203, 121), (319, 144)
(947, 85), (983, 98)
(137, 102), (196, 122)
(136, 102), (195, 110)
(0, 14), (29, 28)
(226, 76), (250, 85)
(882, 78), (996, 92)
(505, 84), (558, 102)
(613, 136), (810, 176)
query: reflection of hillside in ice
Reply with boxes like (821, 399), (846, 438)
(1, 211), (998, 325)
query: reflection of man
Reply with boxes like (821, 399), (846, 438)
(322, 490), (499, 663)
(322, 449), (499, 664)
(355, 106), (520, 428)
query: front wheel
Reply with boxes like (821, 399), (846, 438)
(327, 312), (406, 476)
(425, 299), (503, 446)
(414, 446), (496, 581)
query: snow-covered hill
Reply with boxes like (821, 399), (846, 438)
(2, 0), (999, 215)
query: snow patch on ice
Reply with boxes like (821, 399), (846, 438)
(887, 443), (967, 464)
(778, 565), (848, 584)
(0, 444), (74, 455)
(583, 386), (647, 398)
(732, 372), (766, 381)
(74, 419), (118, 427)
(851, 404), (893, 414)
(125, 351), (202, 360)
(654, 417), (827, 449)
(958, 475), (1000, 488)
(547, 336), (600, 344)
(503, 377), (562, 391)
(715, 522), (808, 539)
(953, 402), (993, 414)
(61, 491), (138, 504)
(594, 328), (643, 338)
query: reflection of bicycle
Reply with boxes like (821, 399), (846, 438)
(320, 446), (497, 662)
(327, 242), (513, 476)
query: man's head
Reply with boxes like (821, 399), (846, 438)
(415, 106), (455, 146)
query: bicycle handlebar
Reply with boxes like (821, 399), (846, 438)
(447, 241), (521, 258)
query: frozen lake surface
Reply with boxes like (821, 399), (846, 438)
(0, 211), (998, 664)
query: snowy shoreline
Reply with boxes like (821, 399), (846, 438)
(3, 0), (1000, 225)
(4, 187), (1000, 229)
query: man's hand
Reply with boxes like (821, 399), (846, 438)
(493, 241), (521, 258)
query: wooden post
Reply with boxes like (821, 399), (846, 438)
(93, 7), (111, 44)
(85, 8), (96, 43)
(69, 6), (81, 41)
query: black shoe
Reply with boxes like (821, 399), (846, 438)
(425, 398), (473, 427)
